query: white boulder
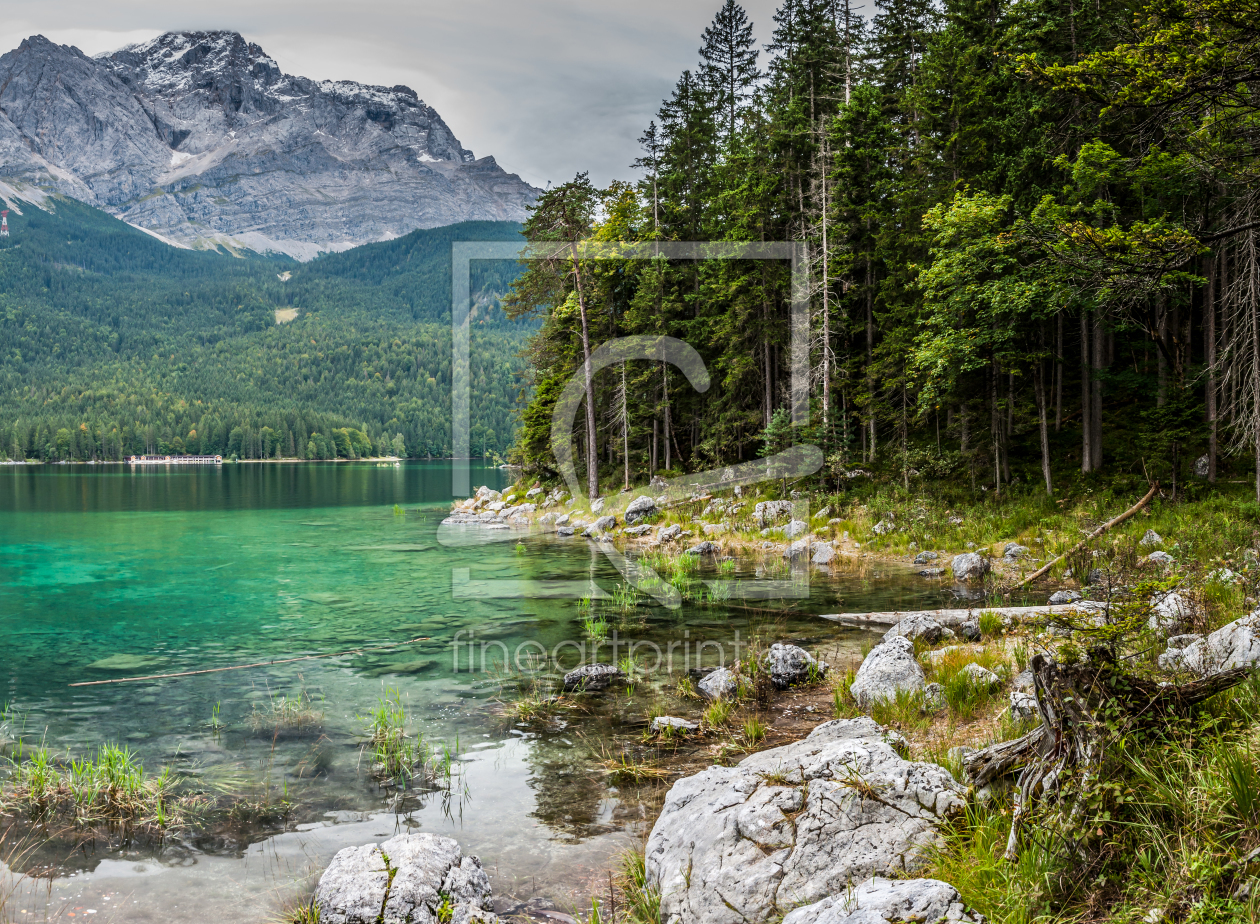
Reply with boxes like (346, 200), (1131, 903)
(951, 553), (990, 582)
(314, 834), (495, 924)
(849, 637), (925, 709)
(645, 719), (966, 924)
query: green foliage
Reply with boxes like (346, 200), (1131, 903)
(0, 202), (529, 460)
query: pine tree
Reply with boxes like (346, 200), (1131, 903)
(698, 0), (761, 147)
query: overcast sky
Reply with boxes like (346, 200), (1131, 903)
(0, 0), (805, 189)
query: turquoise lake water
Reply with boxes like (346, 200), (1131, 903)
(0, 462), (955, 921)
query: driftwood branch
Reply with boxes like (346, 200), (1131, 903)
(1005, 482), (1159, 594)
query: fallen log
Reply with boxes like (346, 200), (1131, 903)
(1004, 482), (1159, 595)
(819, 603), (1104, 629)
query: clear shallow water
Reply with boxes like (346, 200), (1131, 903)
(0, 462), (954, 921)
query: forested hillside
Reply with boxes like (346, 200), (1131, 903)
(509, 0), (1260, 502)
(0, 198), (528, 461)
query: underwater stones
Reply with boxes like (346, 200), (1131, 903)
(624, 495), (658, 525)
(645, 718), (966, 924)
(85, 654), (161, 671)
(315, 834), (496, 924)
(697, 667), (739, 701)
(849, 637), (925, 709)
(950, 552), (990, 582)
(764, 643), (826, 689)
(562, 663), (624, 692)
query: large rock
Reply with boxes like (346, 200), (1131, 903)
(645, 718), (966, 924)
(1003, 542), (1030, 560)
(1148, 591), (1192, 630)
(658, 523), (682, 541)
(1163, 611), (1260, 676)
(811, 543), (836, 565)
(593, 515), (617, 532)
(315, 833), (496, 924)
(754, 500), (794, 526)
(562, 663), (624, 692)
(783, 519), (808, 539)
(1048, 590), (1082, 605)
(849, 638), (925, 709)
(950, 553), (990, 582)
(781, 877), (984, 924)
(624, 495), (658, 525)
(1139, 529), (1163, 547)
(764, 643), (826, 689)
(698, 667), (739, 701)
(883, 613), (953, 645)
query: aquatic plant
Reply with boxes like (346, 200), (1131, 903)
(702, 699), (733, 729)
(742, 717), (766, 744)
(581, 611), (610, 642)
(0, 740), (191, 830)
(359, 689), (451, 789)
(250, 686), (323, 735)
(601, 752), (670, 784)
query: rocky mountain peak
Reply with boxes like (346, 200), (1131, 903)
(0, 32), (536, 259)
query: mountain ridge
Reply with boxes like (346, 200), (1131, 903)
(0, 31), (539, 260)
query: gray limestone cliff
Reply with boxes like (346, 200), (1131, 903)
(0, 32), (538, 258)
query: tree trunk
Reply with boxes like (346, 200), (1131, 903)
(1091, 311), (1105, 472)
(1207, 250), (1218, 482)
(1055, 310), (1064, 431)
(568, 242), (600, 500)
(1035, 356), (1052, 495)
(1081, 309), (1092, 473)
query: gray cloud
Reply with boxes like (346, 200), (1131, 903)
(0, 0), (791, 189)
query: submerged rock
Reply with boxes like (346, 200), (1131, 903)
(315, 833), (497, 924)
(645, 718), (966, 924)
(562, 663), (624, 692)
(849, 637), (925, 709)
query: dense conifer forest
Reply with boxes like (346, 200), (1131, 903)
(0, 199), (528, 461)
(508, 0), (1260, 503)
